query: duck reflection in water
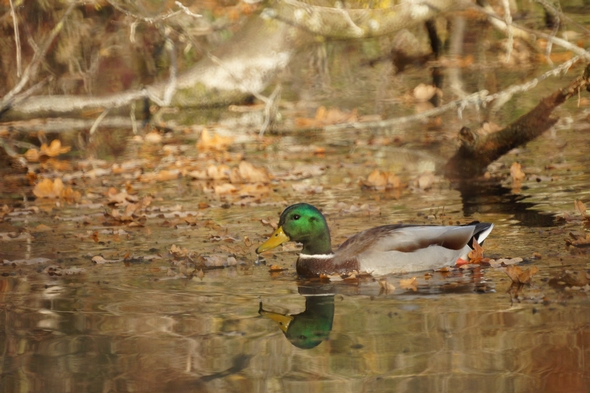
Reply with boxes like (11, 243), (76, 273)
(259, 289), (335, 350)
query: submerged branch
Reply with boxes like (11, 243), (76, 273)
(443, 63), (590, 178)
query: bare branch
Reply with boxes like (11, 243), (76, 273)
(263, 0), (467, 39)
(325, 55), (581, 132)
(9, 0), (22, 77)
(174, 1), (202, 18)
(0, 2), (76, 114)
(500, 0), (513, 62)
(89, 109), (111, 135)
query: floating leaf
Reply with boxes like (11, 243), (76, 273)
(361, 169), (402, 190)
(196, 128), (234, 151)
(235, 161), (270, 183)
(574, 199), (587, 217)
(378, 278), (396, 294)
(505, 265), (539, 284)
(510, 162), (526, 181)
(467, 240), (484, 263)
(144, 131), (163, 143)
(40, 140), (71, 157)
(412, 83), (440, 102)
(33, 178), (81, 202)
(269, 264), (287, 272)
(400, 277), (418, 292)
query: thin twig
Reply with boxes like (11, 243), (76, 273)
(130, 102), (138, 134)
(259, 85), (282, 137)
(501, 0), (513, 62)
(106, 0), (180, 23)
(9, 0), (21, 77)
(89, 108), (111, 135)
(474, 4), (590, 60)
(145, 30), (177, 106)
(174, 1), (202, 18)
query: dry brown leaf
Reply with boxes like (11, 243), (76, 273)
(468, 240), (484, 263)
(214, 183), (237, 195)
(362, 169), (403, 190)
(416, 172), (435, 190)
(505, 265), (539, 284)
(510, 162), (526, 181)
(196, 128), (234, 151)
(574, 200), (587, 217)
(565, 232), (590, 247)
(295, 106), (358, 128)
(40, 140), (71, 157)
(33, 178), (62, 198)
(42, 158), (73, 172)
(400, 277), (418, 292)
(412, 83), (439, 102)
(139, 170), (180, 182)
(33, 224), (52, 232)
(144, 131), (163, 143)
(24, 148), (41, 162)
(269, 264), (287, 272)
(169, 244), (189, 258)
(33, 178), (81, 201)
(92, 255), (119, 264)
(239, 183), (271, 196)
(235, 161), (270, 183)
(378, 278), (396, 294)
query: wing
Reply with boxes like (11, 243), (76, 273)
(333, 224), (478, 274)
(335, 224), (476, 255)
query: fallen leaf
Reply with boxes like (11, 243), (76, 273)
(361, 169), (403, 190)
(416, 172), (435, 190)
(467, 240), (484, 263)
(269, 264), (287, 272)
(400, 277), (418, 292)
(214, 183), (237, 195)
(196, 128), (234, 151)
(238, 183), (271, 196)
(234, 161), (270, 183)
(378, 278), (396, 294)
(294, 106), (358, 128)
(24, 148), (41, 162)
(169, 244), (190, 259)
(33, 178), (63, 198)
(40, 140), (71, 157)
(92, 255), (120, 264)
(574, 200), (587, 217)
(412, 83), (440, 102)
(505, 265), (539, 284)
(144, 131), (163, 143)
(565, 232), (590, 248)
(510, 162), (526, 181)
(33, 178), (81, 202)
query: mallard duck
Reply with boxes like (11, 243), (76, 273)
(256, 203), (493, 277)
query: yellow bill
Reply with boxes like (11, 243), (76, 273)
(259, 309), (294, 334)
(256, 226), (290, 253)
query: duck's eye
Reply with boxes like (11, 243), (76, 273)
(292, 214), (301, 220)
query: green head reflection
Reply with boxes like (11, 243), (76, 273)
(259, 294), (335, 350)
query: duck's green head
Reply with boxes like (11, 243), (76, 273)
(256, 203), (332, 255)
